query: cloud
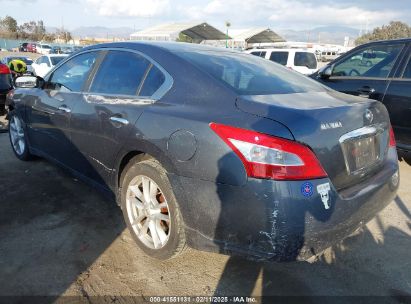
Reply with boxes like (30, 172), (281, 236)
(183, 0), (407, 29)
(86, 0), (170, 17)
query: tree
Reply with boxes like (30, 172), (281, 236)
(0, 16), (18, 38)
(356, 21), (411, 45)
(176, 33), (193, 43)
(57, 30), (72, 43)
(0, 16), (18, 33)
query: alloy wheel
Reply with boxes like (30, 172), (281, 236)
(126, 175), (171, 250)
(9, 116), (26, 156)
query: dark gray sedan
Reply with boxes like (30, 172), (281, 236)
(6, 42), (399, 261)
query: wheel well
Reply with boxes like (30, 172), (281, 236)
(117, 151), (153, 187)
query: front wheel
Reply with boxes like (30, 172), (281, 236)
(120, 158), (187, 260)
(9, 112), (32, 161)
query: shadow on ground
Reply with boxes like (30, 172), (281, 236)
(0, 130), (410, 302)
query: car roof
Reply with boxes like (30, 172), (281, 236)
(248, 48), (315, 52)
(84, 41), (242, 55)
(46, 54), (68, 57)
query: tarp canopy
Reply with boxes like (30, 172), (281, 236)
(232, 28), (285, 43)
(130, 22), (229, 42)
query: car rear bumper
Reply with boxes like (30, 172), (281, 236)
(169, 148), (399, 261)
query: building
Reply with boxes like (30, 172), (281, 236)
(130, 22), (228, 43)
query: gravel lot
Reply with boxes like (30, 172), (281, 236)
(0, 113), (410, 302)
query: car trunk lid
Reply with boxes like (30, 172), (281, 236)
(236, 90), (391, 190)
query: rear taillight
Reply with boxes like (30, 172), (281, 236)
(210, 123), (327, 180)
(389, 126), (396, 147)
(0, 64), (10, 74)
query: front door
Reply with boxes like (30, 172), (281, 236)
(26, 51), (100, 168)
(318, 42), (406, 102)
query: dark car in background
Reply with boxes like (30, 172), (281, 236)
(0, 63), (12, 115)
(49, 46), (62, 54)
(18, 42), (29, 52)
(312, 38), (411, 157)
(6, 42), (399, 261)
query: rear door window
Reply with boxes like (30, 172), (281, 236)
(403, 57), (411, 78)
(139, 65), (166, 97)
(294, 52), (317, 69)
(90, 50), (150, 96)
(269, 52), (288, 65)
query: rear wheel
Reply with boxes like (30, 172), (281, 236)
(120, 158), (186, 260)
(9, 111), (32, 161)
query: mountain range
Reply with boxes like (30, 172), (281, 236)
(48, 25), (361, 44)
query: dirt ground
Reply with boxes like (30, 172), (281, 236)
(0, 114), (410, 303)
(0, 50), (41, 60)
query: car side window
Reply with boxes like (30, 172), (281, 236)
(49, 51), (99, 92)
(332, 44), (404, 78)
(45, 57), (51, 67)
(140, 65), (166, 97)
(269, 52), (288, 65)
(403, 57), (411, 79)
(90, 50), (150, 96)
(294, 52), (317, 69)
(250, 51), (266, 58)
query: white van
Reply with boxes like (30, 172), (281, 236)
(245, 48), (318, 75)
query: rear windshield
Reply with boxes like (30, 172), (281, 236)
(50, 56), (65, 65)
(269, 51), (288, 65)
(294, 52), (317, 69)
(177, 50), (325, 95)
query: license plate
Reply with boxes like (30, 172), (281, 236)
(350, 136), (377, 169)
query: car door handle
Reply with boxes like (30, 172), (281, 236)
(357, 86), (375, 97)
(109, 116), (129, 126)
(58, 105), (71, 113)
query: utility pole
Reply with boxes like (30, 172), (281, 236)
(225, 21), (231, 48)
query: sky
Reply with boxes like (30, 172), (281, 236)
(0, 0), (410, 31)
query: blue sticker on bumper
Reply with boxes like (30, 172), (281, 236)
(301, 182), (314, 197)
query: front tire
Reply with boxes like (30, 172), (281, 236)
(9, 111), (32, 161)
(120, 158), (186, 260)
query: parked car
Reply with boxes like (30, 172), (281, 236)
(32, 54), (68, 78)
(49, 46), (62, 54)
(1, 56), (34, 75)
(26, 43), (37, 53)
(246, 48), (318, 75)
(311, 38), (411, 156)
(18, 42), (29, 52)
(37, 44), (52, 55)
(0, 63), (12, 115)
(321, 51), (339, 62)
(7, 42), (399, 261)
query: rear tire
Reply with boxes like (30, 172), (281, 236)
(120, 158), (186, 260)
(8, 111), (32, 161)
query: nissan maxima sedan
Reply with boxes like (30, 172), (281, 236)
(6, 42), (399, 261)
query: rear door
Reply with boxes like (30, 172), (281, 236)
(69, 49), (170, 189)
(317, 42), (406, 101)
(382, 43), (411, 150)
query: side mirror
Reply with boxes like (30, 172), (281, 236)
(14, 76), (44, 89)
(319, 65), (333, 79)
